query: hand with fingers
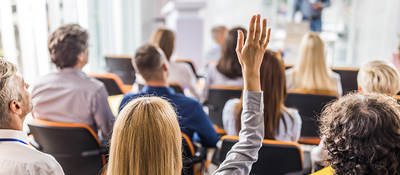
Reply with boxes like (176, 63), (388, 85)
(236, 14), (271, 92)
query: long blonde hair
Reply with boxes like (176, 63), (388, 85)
(290, 33), (337, 92)
(106, 96), (182, 175)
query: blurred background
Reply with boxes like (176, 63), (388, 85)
(0, 0), (399, 84)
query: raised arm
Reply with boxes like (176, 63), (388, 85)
(213, 14), (271, 175)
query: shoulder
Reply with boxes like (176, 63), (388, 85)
(329, 71), (341, 80)
(311, 166), (335, 175)
(224, 98), (240, 109)
(23, 147), (63, 169)
(285, 108), (302, 123)
(285, 68), (294, 77)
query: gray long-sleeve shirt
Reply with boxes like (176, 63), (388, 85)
(213, 91), (264, 175)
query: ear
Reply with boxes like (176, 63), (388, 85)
(358, 86), (362, 93)
(9, 100), (23, 116)
(162, 63), (168, 72)
(77, 52), (85, 63)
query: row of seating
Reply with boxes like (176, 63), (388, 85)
(28, 119), (304, 175)
(104, 56), (360, 96)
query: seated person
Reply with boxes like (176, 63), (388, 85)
(202, 27), (246, 102)
(205, 25), (228, 65)
(119, 45), (218, 147)
(222, 51), (302, 142)
(312, 93), (400, 175)
(0, 58), (64, 175)
(286, 33), (342, 96)
(31, 24), (114, 140)
(149, 28), (201, 99)
(312, 60), (400, 167)
(107, 14), (271, 174)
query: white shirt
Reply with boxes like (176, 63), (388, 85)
(202, 64), (243, 102)
(0, 129), (64, 175)
(167, 61), (201, 99)
(222, 98), (302, 142)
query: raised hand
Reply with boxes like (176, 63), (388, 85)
(236, 14), (271, 92)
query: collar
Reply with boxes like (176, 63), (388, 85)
(58, 68), (87, 78)
(141, 85), (176, 95)
(0, 129), (29, 144)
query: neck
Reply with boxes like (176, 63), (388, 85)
(4, 115), (24, 131)
(145, 80), (169, 87)
(73, 64), (84, 69)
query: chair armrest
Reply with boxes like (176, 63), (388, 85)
(183, 147), (208, 166)
(81, 147), (108, 157)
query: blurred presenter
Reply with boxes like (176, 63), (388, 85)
(295, 0), (330, 32)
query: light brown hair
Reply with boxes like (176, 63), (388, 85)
(235, 51), (293, 139)
(150, 28), (175, 61)
(107, 96), (182, 175)
(48, 24), (88, 69)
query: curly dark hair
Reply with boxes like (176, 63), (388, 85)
(48, 24), (88, 69)
(320, 93), (400, 175)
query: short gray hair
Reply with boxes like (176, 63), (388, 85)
(0, 58), (19, 128)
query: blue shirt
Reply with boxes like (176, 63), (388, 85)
(295, 0), (331, 18)
(119, 86), (219, 147)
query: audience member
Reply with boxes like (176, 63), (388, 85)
(357, 60), (400, 95)
(31, 24), (114, 141)
(119, 45), (219, 147)
(149, 28), (201, 99)
(202, 27), (246, 102)
(312, 93), (400, 175)
(222, 51), (301, 142)
(294, 0), (330, 32)
(108, 14), (271, 174)
(312, 60), (400, 166)
(0, 58), (64, 175)
(205, 25), (228, 64)
(286, 32), (342, 95)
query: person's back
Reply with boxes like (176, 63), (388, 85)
(31, 24), (114, 140)
(32, 68), (112, 136)
(0, 130), (64, 175)
(0, 58), (64, 175)
(222, 51), (301, 142)
(286, 33), (342, 95)
(202, 27), (246, 102)
(120, 44), (219, 147)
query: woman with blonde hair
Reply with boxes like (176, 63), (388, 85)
(149, 28), (201, 99)
(286, 33), (342, 95)
(311, 60), (400, 169)
(107, 14), (272, 175)
(106, 96), (182, 175)
(357, 60), (400, 95)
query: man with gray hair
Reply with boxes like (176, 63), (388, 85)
(0, 58), (64, 174)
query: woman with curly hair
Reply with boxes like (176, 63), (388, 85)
(312, 93), (400, 175)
